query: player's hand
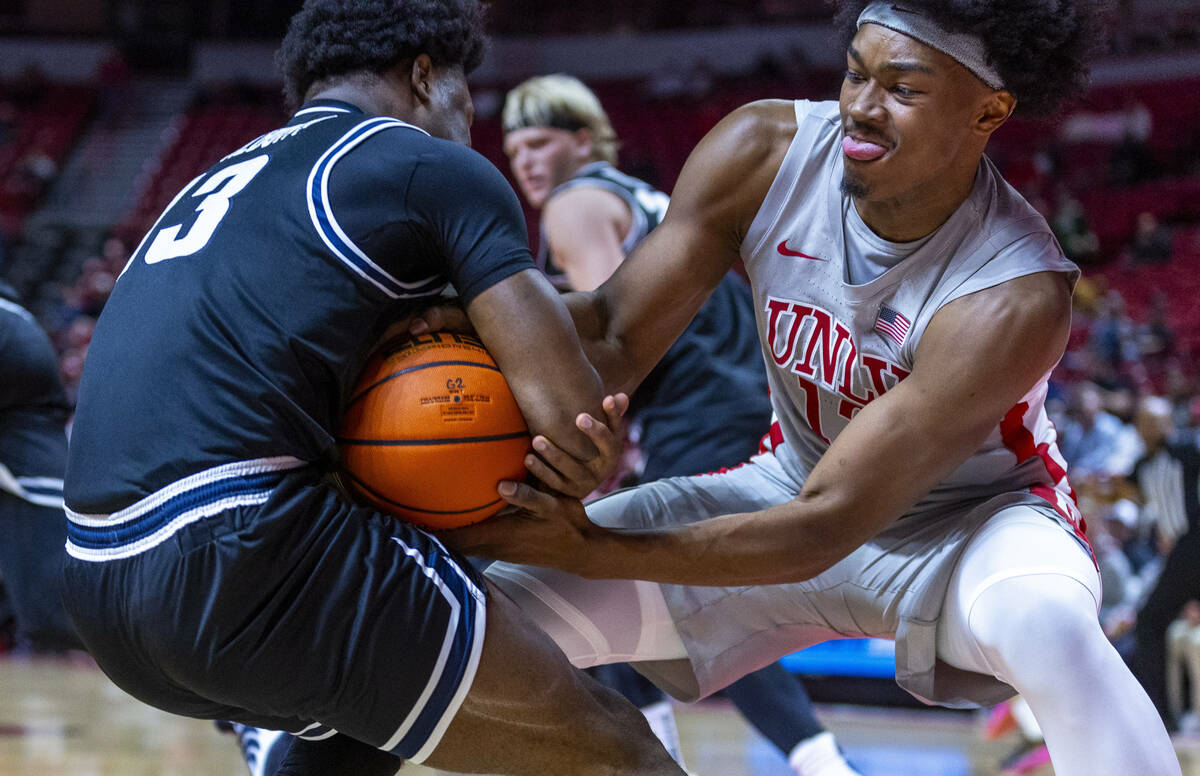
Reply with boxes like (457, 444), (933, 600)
(375, 301), (473, 347)
(407, 304), (473, 336)
(440, 484), (600, 574)
(521, 393), (629, 499)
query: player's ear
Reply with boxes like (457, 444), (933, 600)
(975, 90), (1015, 135)
(409, 54), (435, 106)
(572, 128), (595, 160)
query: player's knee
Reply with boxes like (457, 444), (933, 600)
(968, 574), (1102, 675)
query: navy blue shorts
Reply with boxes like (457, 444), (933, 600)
(63, 457), (486, 763)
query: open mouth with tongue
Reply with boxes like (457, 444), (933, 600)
(842, 135), (889, 162)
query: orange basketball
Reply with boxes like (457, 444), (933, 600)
(337, 332), (530, 530)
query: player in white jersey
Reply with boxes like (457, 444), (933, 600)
(422, 2), (1183, 775)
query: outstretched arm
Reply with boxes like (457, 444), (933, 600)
(449, 271), (1074, 586)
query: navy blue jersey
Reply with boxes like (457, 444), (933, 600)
(542, 164), (771, 480)
(66, 101), (534, 512)
(0, 282), (69, 506)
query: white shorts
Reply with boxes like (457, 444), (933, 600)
(486, 448), (1099, 708)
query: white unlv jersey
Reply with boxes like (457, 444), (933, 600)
(743, 100), (1084, 530)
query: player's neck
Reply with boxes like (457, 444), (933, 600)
(305, 80), (415, 126)
(853, 161), (978, 243)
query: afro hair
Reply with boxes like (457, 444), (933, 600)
(832, 0), (1112, 116)
(277, 0), (488, 110)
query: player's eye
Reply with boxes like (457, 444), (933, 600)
(844, 70), (866, 84)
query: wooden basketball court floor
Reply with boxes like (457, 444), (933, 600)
(3, 656), (1198, 775)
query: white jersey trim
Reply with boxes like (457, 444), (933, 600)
(306, 118), (445, 300)
(65, 455), (306, 526)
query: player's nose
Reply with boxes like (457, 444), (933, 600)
(847, 81), (886, 124)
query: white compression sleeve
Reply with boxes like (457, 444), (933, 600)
(485, 563), (688, 667)
(937, 507), (1180, 776)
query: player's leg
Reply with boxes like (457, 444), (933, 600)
(467, 558), (688, 767)
(224, 723), (293, 776)
(1187, 625), (1200, 730)
(1167, 620), (1190, 725)
(936, 506), (1181, 776)
(721, 663), (860, 776)
(588, 665), (687, 765)
(1134, 530), (1200, 730)
(0, 492), (78, 650)
(419, 579), (685, 775)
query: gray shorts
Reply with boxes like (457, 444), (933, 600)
(499, 449), (1090, 708)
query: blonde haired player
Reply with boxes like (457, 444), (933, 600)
(502, 73), (861, 776)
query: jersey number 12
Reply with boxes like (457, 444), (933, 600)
(144, 154), (270, 264)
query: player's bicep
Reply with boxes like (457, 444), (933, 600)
(798, 272), (1073, 546)
(593, 102), (790, 387)
(466, 268), (603, 460)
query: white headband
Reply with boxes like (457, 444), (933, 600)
(856, 2), (1005, 90)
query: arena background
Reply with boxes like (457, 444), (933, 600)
(2, 1), (1200, 774)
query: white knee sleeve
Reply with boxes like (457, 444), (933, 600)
(936, 507), (1100, 677)
(485, 563), (688, 668)
(936, 509), (1180, 776)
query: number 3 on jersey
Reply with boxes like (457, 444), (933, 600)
(144, 154), (270, 264)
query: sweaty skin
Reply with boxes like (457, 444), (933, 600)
(440, 24), (1071, 589)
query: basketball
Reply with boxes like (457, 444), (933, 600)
(337, 332), (531, 530)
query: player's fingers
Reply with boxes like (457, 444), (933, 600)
(497, 478), (557, 511)
(528, 437), (594, 498)
(574, 413), (618, 471)
(604, 393), (630, 420)
(376, 319), (417, 348)
(410, 305), (473, 335)
(522, 450), (571, 494)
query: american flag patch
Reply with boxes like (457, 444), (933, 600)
(874, 305), (911, 346)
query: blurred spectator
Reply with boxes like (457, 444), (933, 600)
(1096, 499), (1143, 642)
(15, 150), (58, 201)
(1129, 396), (1200, 731)
(101, 236), (130, 276)
(1125, 211), (1173, 265)
(1051, 194), (1100, 264)
(1163, 364), (1197, 432)
(1058, 382), (1142, 478)
(1088, 290), (1139, 371)
(1166, 602), (1200, 735)
(1137, 292), (1175, 358)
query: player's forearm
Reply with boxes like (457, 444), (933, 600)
(581, 498), (859, 587)
(560, 290), (643, 396)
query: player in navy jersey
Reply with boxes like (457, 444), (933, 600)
(0, 280), (78, 653)
(502, 73), (860, 776)
(61, 2), (683, 775)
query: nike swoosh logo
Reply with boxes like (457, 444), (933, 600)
(776, 241), (825, 261)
